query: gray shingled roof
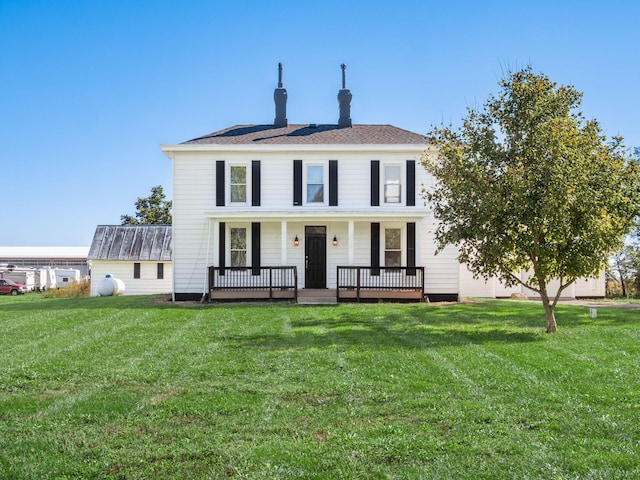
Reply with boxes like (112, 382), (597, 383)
(182, 124), (427, 145)
(88, 225), (172, 261)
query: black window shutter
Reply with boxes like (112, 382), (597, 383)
(329, 160), (338, 206)
(371, 160), (380, 206)
(218, 222), (226, 276)
(407, 222), (416, 276)
(252, 160), (261, 206)
(406, 160), (415, 207)
(371, 223), (380, 276)
(216, 161), (225, 207)
(293, 160), (302, 206)
(251, 223), (261, 276)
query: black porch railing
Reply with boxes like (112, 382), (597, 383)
(337, 266), (425, 302)
(208, 266), (298, 301)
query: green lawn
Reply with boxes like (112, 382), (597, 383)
(1, 295), (638, 479)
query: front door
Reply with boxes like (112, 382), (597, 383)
(305, 226), (326, 288)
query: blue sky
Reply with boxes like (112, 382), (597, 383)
(1, 0), (638, 246)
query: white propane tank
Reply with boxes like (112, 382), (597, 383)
(97, 274), (125, 296)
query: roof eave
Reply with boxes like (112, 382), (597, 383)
(161, 143), (428, 156)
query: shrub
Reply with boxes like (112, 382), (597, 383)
(44, 280), (91, 298)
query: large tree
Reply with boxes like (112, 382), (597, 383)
(121, 185), (172, 225)
(422, 67), (640, 332)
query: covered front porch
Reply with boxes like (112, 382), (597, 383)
(205, 209), (426, 302)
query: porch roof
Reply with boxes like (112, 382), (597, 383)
(203, 209), (426, 222)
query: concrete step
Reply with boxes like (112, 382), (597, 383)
(297, 296), (338, 305)
(297, 289), (338, 305)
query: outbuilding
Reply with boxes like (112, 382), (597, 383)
(88, 225), (172, 296)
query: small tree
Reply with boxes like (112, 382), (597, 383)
(422, 67), (640, 332)
(121, 185), (172, 225)
(609, 245), (636, 298)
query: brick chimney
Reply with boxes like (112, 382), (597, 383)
(274, 63), (288, 128)
(337, 63), (352, 128)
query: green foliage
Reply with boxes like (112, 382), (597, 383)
(1, 296), (639, 478)
(121, 185), (172, 225)
(608, 241), (640, 298)
(423, 66), (640, 330)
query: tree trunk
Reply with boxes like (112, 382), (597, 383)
(540, 293), (558, 333)
(616, 259), (627, 297)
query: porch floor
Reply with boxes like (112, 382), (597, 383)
(297, 289), (338, 305)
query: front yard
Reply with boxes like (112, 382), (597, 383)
(0, 295), (638, 479)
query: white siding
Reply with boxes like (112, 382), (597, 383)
(574, 272), (606, 297)
(459, 263), (495, 298)
(169, 145), (604, 300)
(170, 149), (451, 296)
(172, 154), (216, 295)
(459, 267), (606, 299)
(91, 261), (172, 296)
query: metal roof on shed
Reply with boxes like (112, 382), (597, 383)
(88, 225), (172, 261)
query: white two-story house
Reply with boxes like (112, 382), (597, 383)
(161, 65), (604, 302)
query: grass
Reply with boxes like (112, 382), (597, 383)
(0, 295), (638, 479)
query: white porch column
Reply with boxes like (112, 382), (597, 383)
(281, 221), (287, 265)
(212, 221), (220, 267)
(348, 220), (355, 265)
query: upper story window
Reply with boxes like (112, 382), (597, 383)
(384, 228), (402, 267)
(230, 165), (247, 203)
(230, 227), (247, 267)
(384, 165), (401, 203)
(307, 165), (325, 203)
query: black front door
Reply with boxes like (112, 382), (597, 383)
(305, 226), (326, 288)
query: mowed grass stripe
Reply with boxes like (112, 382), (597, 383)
(0, 301), (143, 361)
(446, 330), (640, 476)
(1, 309), (144, 392)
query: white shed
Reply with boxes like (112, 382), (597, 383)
(87, 225), (172, 296)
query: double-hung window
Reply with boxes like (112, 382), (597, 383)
(384, 228), (402, 267)
(384, 165), (401, 203)
(230, 227), (247, 267)
(306, 165), (324, 203)
(230, 165), (247, 203)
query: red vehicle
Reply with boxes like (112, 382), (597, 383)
(0, 278), (29, 295)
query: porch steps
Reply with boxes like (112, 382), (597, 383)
(297, 289), (338, 305)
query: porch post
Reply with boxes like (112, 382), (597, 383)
(348, 220), (354, 265)
(281, 220), (287, 265)
(415, 220), (421, 266)
(212, 221), (220, 267)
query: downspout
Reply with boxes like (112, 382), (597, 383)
(170, 153), (176, 302)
